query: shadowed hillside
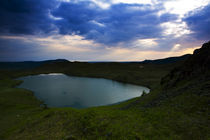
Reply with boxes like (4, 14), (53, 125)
(162, 41), (210, 88)
(137, 41), (210, 108)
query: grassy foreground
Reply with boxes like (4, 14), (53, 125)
(0, 45), (209, 139)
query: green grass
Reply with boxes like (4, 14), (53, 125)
(0, 62), (209, 139)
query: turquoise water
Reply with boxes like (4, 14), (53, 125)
(17, 73), (149, 108)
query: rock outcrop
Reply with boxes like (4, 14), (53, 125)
(161, 41), (210, 88)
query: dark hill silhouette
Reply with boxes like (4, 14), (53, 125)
(161, 41), (210, 88)
(0, 55), (191, 71)
(0, 59), (69, 70)
(141, 54), (191, 64)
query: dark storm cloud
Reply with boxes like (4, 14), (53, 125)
(184, 4), (210, 40)
(52, 2), (178, 44)
(0, 0), (178, 45)
(0, 0), (57, 35)
(0, 37), (45, 61)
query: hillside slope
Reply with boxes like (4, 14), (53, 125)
(162, 41), (210, 88)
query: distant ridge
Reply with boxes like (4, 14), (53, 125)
(88, 54), (191, 64)
(141, 54), (191, 64)
(0, 59), (69, 70)
(0, 54), (192, 70)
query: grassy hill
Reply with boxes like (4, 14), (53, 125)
(0, 42), (209, 139)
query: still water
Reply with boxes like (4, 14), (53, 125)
(17, 73), (150, 108)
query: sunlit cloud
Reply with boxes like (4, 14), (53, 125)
(91, 0), (111, 9)
(163, 0), (210, 16)
(171, 44), (181, 51)
(33, 35), (102, 52)
(161, 21), (191, 37)
(111, 0), (153, 5)
(133, 39), (158, 49)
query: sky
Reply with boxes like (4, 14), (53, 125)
(0, 0), (209, 61)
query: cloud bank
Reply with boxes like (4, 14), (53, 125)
(0, 0), (209, 61)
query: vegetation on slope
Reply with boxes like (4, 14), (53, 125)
(0, 42), (209, 139)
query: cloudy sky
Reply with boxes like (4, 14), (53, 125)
(0, 0), (209, 61)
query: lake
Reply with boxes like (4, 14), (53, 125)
(17, 73), (150, 108)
